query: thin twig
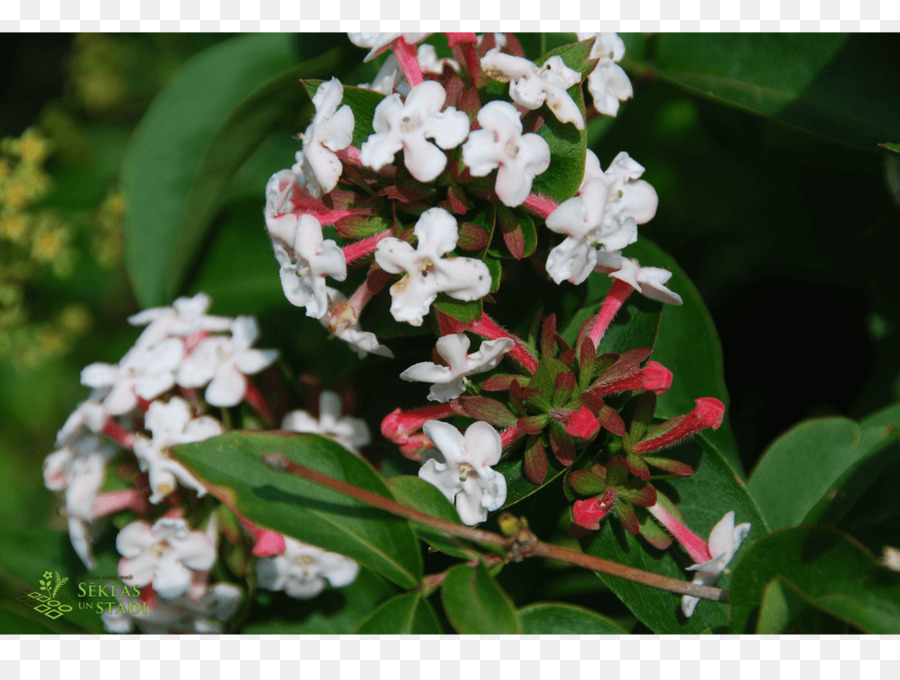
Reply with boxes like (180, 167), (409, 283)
(261, 453), (728, 604)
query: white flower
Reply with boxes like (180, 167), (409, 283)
(481, 49), (584, 129)
(296, 78), (354, 198)
(348, 32), (430, 62)
(319, 289), (394, 359)
(102, 582), (242, 634)
(577, 32), (633, 117)
(55, 391), (108, 447)
(545, 151), (658, 286)
(374, 208), (491, 326)
(462, 101), (551, 207)
(400, 334), (514, 402)
(271, 213), (347, 319)
(360, 81), (470, 183)
(176, 316), (278, 407)
(116, 518), (217, 599)
(595, 252), (683, 305)
(133, 397), (223, 503)
(418, 44), (460, 75)
(282, 390), (370, 454)
(419, 420), (507, 525)
(256, 536), (359, 599)
(81, 338), (184, 415)
(43, 433), (117, 568)
(681, 511), (751, 617)
(127, 293), (231, 349)
(264, 166), (306, 234)
(358, 53), (407, 95)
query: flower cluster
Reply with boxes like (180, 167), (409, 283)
(255, 33), (748, 616)
(44, 293), (365, 632)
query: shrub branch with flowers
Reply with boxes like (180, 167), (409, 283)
(34, 32), (900, 635)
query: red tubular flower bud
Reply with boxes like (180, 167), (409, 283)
(587, 278), (636, 349)
(391, 36), (424, 88)
(572, 487), (618, 531)
(640, 361), (673, 395)
(240, 517), (287, 557)
(632, 397), (726, 454)
(381, 404), (457, 460)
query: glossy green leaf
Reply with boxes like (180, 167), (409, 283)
(637, 34), (900, 151)
(355, 592), (442, 634)
(755, 576), (822, 634)
(441, 562), (521, 634)
(581, 437), (768, 633)
(530, 86), (587, 202)
(174, 431), (423, 589)
(729, 526), (900, 633)
(626, 238), (741, 474)
(243, 566), (394, 634)
(385, 476), (475, 560)
(748, 417), (899, 531)
(123, 35), (346, 307)
(517, 603), (627, 634)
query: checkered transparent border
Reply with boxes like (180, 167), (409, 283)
(0, 0), (898, 31)
(3, 0), (899, 675)
(2, 636), (900, 676)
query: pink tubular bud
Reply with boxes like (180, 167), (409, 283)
(522, 192), (559, 220)
(640, 361), (673, 395)
(392, 36), (424, 88)
(91, 489), (149, 518)
(381, 404), (457, 460)
(647, 502), (712, 564)
(588, 278), (636, 348)
(341, 230), (392, 265)
(573, 488), (618, 531)
(460, 312), (539, 373)
(243, 380), (275, 426)
(562, 406), (601, 440)
(240, 518), (287, 557)
(446, 32), (477, 47)
(632, 397), (726, 454)
(100, 418), (137, 449)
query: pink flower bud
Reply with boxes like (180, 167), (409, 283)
(562, 406), (601, 440)
(572, 488), (618, 530)
(632, 397), (725, 454)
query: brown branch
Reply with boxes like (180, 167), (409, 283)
(261, 453), (728, 604)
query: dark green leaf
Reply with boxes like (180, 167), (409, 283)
(747, 417), (899, 531)
(517, 603), (628, 634)
(385, 476), (475, 560)
(355, 592), (442, 633)
(441, 562), (521, 634)
(433, 296), (483, 324)
(174, 431), (423, 588)
(123, 35), (346, 306)
(880, 143), (900, 154)
(729, 526), (900, 633)
(638, 34), (900, 151)
(581, 437), (768, 633)
(530, 86), (587, 202)
(756, 576), (821, 634)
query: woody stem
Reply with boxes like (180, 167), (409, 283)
(262, 454), (728, 603)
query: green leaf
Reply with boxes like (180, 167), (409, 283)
(581, 437), (768, 633)
(517, 603), (628, 634)
(385, 476), (475, 560)
(441, 562), (521, 634)
(355, 592), (442, 634)
(174, 431), (423, 589)
(626, 238), (741, 474)
(243, 566), (394, 634)
(530, 85), (587, 202)
(729, 526), (900, 633)
(880, 142), (900, 154)
(123, 35), (346, 306)
(756, 576), (822, 634)
(747, 417), (899, 531)
(637, 34), (900, 151)
(433, 296), (483, 324)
